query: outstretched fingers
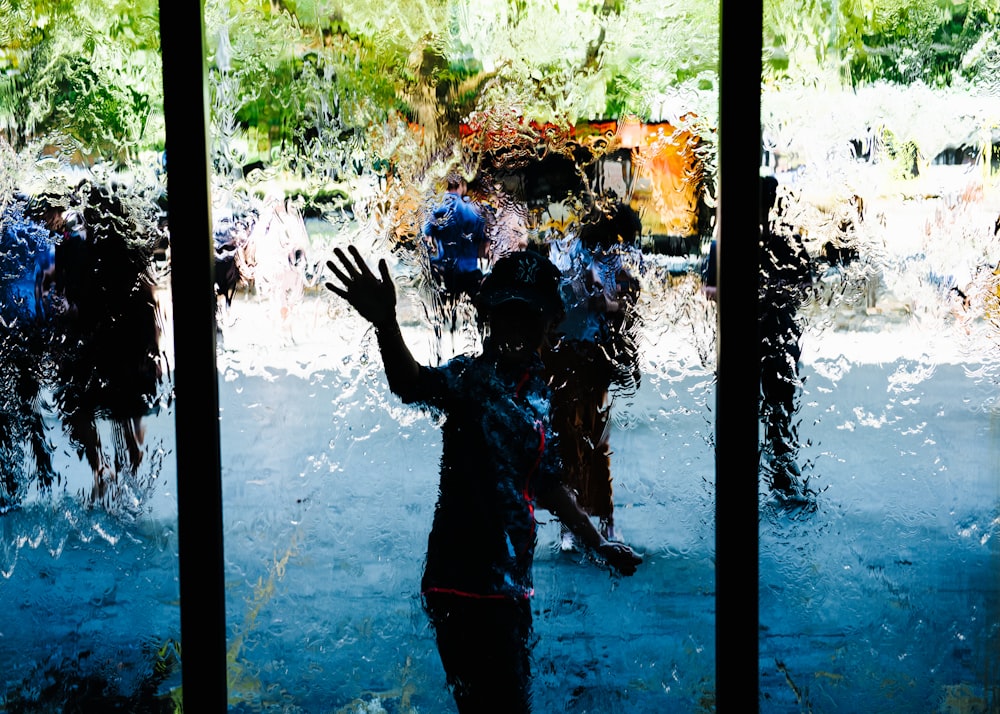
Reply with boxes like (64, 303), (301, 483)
(377, 257), (392, 286)
(324, 272), (347, 298)
(347, 245), (375, 278)
(325, 246), (397, 328)
(326, 246), (368, 296)
(325, 252), (348, 293)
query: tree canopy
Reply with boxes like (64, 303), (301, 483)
(764, 0), (1000, 88)
(2, 0), (998, 178)
(0, 0), (163, 160)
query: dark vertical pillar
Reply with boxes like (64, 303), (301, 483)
(157, 1), (228, 709)
(717, 0), (762, 709)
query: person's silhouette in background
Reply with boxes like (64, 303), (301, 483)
(758, 175), (813, 499)
(423, 173), (487, 332)
(702, 176), (813, 502)
(545, 199), (642, 544)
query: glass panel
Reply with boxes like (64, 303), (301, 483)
(209, 1), (719, 710)
(760, 2), (1000, 709)
(0, 2), (181, 710)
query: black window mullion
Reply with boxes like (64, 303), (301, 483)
(717, 0), (762, 709)
(158, 0), (228, 709)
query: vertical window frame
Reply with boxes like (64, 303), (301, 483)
(716, 0), (763, 708)
(159, 0), (228, 708)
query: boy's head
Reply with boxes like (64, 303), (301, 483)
(476, 250), (564, 360)
(477, 249), (563, 320)
(445, 173), (467, 195)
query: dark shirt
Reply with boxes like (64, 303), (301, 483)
(424, 193), (486, 274)
(701, 238), (717, 289)
(397, 353), (561, 600)
(1, 203), (52, 322)
(701, 225), (812, 299)
(760, 226), (811, 291)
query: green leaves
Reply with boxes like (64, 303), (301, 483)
(764, 0), (1000, 88)
(0, 0), (162, 159)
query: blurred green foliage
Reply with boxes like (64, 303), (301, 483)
(1, 0), (996, 172)
(0, 0), (163, 161)
(764, 0), (1000, 88)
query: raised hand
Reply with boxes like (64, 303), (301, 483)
(325, 245), (397, 329)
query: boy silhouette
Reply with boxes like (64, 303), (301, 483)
(326, 246), (641, 713)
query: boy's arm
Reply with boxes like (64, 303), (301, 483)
(326, 245), (420, 395)
(372, 319), (421, 396)
(540, 483), (642, 576)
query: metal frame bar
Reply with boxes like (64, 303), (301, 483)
(158, 0), (228, 708)
(717, 0), (763, 708)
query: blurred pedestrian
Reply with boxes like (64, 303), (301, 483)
(423, 173), (487, 331)
(758, 175), (813, 499)
(545, 200), (642, 544)
(701, 175), (813, 501)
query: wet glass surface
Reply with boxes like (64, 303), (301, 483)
(2, 0), (997, 712)
(207, 1), (719, 711)
(0, 1), (181, 708)
(758, 3), (1000, 708)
